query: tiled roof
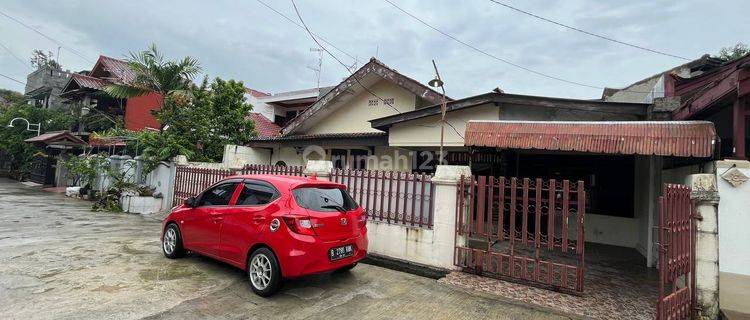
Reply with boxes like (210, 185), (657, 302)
(464, 120), (717, 158)
(249, 113), (281, 137)
(249, 131), (386, 142)
(245, 87), (270, 98)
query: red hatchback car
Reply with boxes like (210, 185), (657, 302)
(161, 174), (368, 296)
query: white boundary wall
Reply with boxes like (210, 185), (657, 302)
(715, 160), (750, 314)
(305, 161), (468, 270)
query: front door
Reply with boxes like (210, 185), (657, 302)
(218, 179), (280, 265)
(181, 180), (241, 256)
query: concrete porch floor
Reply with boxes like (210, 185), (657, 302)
(441, 242), (659, 319)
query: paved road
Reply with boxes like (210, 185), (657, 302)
(0, 178), (567, 320)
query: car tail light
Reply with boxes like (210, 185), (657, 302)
(358, 213), (367, 227)
(283, 216), (316, 236)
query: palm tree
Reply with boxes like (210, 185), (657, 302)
(104, 44), (201, 130)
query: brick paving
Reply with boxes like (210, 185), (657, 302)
(441, 244), (659, 320)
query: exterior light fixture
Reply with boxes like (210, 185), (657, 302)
(7, 117), (41, 136)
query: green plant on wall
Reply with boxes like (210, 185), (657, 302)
(61, 153), (109, 187)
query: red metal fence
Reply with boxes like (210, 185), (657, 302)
(172, 166), (234, 206)
(172, 164), (304, 206)
(238, 164), (304, 176)
(331, 168), (434, 229)
(455, 175), (586, 294)
(657, 184), (696, 320)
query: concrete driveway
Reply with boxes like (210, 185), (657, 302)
(0, 178), (567, 320)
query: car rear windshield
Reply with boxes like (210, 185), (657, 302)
(292, 187), (358, 212)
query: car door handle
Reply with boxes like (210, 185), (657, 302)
(253, 215), (266, 222)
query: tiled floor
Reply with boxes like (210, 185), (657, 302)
(440, 243), (659, 320)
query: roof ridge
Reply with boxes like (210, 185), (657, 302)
(279, 58), (448, 135)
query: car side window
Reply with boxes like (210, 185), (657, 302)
(236, 181), (278, 206)
(198, 182), (239, 206)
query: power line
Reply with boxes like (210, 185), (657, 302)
(291, 0), (468, 139)
(0, 42), (31, 69)
(290, 0), (403, 115)
(382, 0), (665, 95)
(255, 0), (358, 63)
(486, 0), (690, 61)
(0, 9), (95, 63)
(383, 0), (600, 90)
(0, 72), (25, 85)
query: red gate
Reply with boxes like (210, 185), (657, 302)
(657, 184), (697, 320)
(455, 175), (586, 294)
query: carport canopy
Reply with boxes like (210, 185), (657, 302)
(464, 120), (717, 158)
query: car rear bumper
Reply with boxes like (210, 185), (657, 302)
(277, 228), (368, 278)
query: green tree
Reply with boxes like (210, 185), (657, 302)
(715, 42), (750, 61)
(0, 89), (24, 108)
(103, 44), (201, 130)
(158, 77), (256, 162)
(30, 50), (61, 70)
(0, 103), (75, 177)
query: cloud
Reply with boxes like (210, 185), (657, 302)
(1, 0), (749, 99)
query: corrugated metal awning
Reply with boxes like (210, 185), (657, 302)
(464, 120), (716, 157)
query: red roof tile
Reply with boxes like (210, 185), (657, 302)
(246, 87), (270, 98)
(464, 120), (717, 158)
(250, 113), (281, 138)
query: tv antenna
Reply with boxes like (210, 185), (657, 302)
(308, 47), (323, 89)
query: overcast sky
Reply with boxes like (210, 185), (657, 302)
(2, 0), (748, 100)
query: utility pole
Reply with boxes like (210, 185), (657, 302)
(429, 60), (448, 165)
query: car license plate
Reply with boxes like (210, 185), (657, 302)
(329, 244), (354, 261)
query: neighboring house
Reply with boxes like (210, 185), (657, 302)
(59, 55), (163, 132)
(244, 86), (334, 128)
(244, 58), (447, 169)
(602, 54), (724, 104)
(248, 112), (281, 138)
(24, 65), (72, 110)
(600, 53), (750, 316)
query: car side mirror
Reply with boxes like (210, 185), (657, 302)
(185, 197), (197, 208)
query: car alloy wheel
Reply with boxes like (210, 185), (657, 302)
(249, 253), (273, 290)
(163, 228), (177, 255)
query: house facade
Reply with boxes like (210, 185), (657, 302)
(60, 55), (163, 132)
(24, 65), (72, 110)
(243, 58), (446, 170)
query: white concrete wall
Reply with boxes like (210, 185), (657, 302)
(268, 146), (414, 172)
(222, 145), (271, 167)
(305, 80), (417, 135)
(368, 165), (468, 269)
(245, 93), (275, 121)
(715, 160), (750, 314)
(305, 161), (467, 270)
(366, 222), (444, 267)
(388, 104), (497, 147)
(143, 162), (177, 211)
(716, 160), (750, 275)
(585, 214), (638, 248)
